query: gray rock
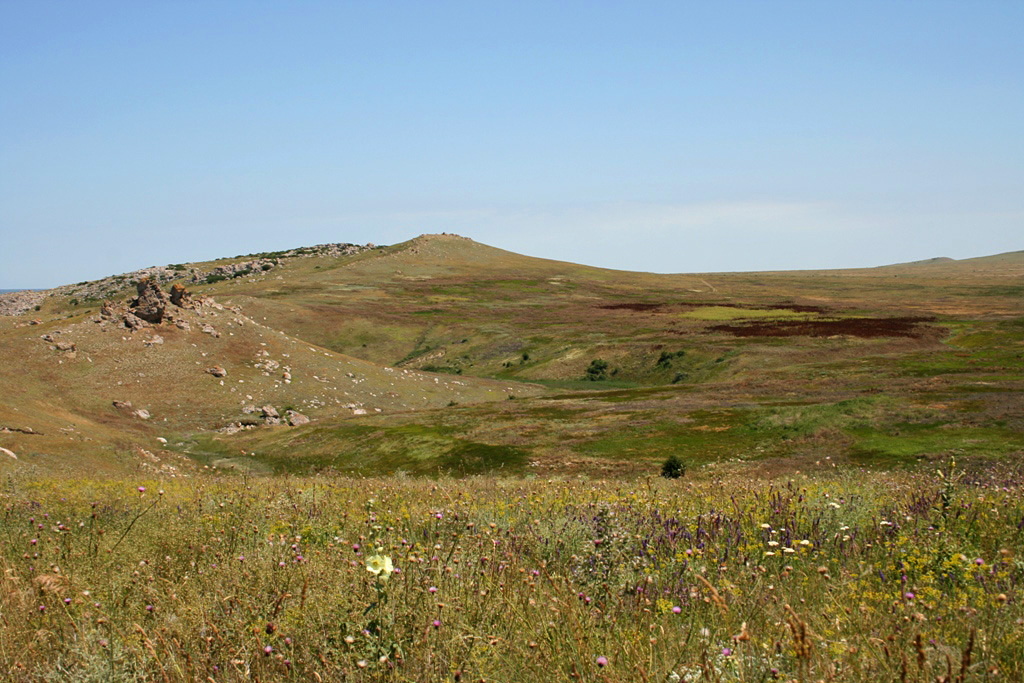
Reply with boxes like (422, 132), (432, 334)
(286, 410), (310, 426)
(261, 405), (279, 419)
(123, 313), (146, 330)
(132, 279), (168, 324)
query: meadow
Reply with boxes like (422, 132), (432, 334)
(3, 462), (1022, 682)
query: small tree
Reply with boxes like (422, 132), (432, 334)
(661, 455), (685, 479)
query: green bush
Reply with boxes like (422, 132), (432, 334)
(584, 359), (609, 381)
(661, 454), (685, 479)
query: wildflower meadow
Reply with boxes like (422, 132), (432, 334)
(2, 463), (1022, 682)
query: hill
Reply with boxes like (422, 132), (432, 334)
(1, 235), (1022, 477)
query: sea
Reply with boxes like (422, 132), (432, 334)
(0, 289), (31, 293)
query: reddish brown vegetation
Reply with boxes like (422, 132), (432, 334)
(599, 301), (829, 314)
(709, 316), (937, 339)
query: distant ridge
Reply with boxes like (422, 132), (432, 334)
(874, 250), (1024, 271)
(880, 257), (955, 267)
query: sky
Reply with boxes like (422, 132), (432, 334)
(1, 1), (1022, 288)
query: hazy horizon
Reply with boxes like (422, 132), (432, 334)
(2, 1), (1021, 288)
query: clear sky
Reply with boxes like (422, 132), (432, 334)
(1, 1), (1021, 288)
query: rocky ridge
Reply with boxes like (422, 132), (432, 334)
(1, 242), (380, 316)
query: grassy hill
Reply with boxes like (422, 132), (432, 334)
(1, 235), (1021, 477)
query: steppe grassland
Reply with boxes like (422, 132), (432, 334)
(3, 465), (1022, 682)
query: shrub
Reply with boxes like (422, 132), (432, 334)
(656, 350), (687, 368)
(584, 359), (609, 381)
(661, 454), (686, 479)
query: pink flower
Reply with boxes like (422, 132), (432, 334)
(596, 656), (608, 667)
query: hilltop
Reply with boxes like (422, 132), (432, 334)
(1, 234), (1021, 477)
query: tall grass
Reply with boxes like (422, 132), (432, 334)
(2, 465), (1021, 681)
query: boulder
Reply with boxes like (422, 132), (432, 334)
(123, 313), (146, 330)
(131, 279), (168, 323)
(286, 410), (310, 426)
(261, 405), (279, 419)
(169, 283), (192, 308)
(100, 301), (116, 319)
(207, 366), (227, 378)
(112, 400), (133, 411)
(133, 409), (151, 420)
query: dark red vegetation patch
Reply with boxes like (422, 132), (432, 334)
(709, 316), (937, 339)
(598, 302), (829, 313)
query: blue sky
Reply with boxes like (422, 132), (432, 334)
(1, 1), (1021, 288)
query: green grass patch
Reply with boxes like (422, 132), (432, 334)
(849, 424), (1024, 466)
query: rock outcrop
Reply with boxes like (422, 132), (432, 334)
(0, 290), (46, 316)
(169, 283), (192, 308)
(131, 279), (169, 323)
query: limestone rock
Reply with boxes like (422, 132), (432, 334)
(133, 409), (151, 420)
(207, 366), (227, 378)
(261, 405), (279, 419)
(169, 283), (192, 308)
(0, 446), (17, 460)
(286, 410), (310, 426)
(112, 400), (133, 411)
(123, 313), (147, 330)
(132, 279), (168, 324)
